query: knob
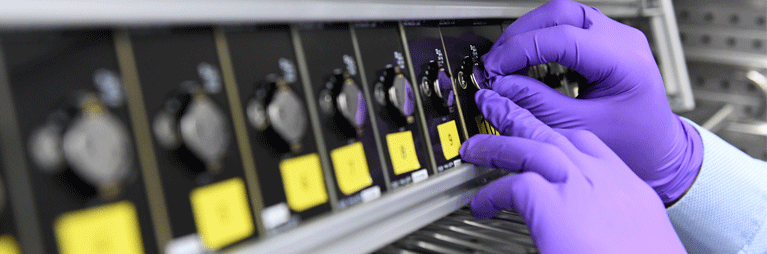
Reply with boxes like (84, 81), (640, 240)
(247, 75), (308, 152)
(28, 93), (133, 192)
(153, 82), (230, 172)
(455, 56), (482, 90)
(374, 66), (415, 124)
(420, 61), (454, 109)
(319, 70), (367, 135)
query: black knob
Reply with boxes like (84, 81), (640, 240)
(152, 82), (230, 173)
(420, 61), (454, 113)
(374, 66), (415, 125)
(28, 93), (133, 196)
(319, 70), (367, 136)
(246, 74), (308, 153)
(455, 56), (483, 91)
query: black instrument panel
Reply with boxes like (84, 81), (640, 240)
(1, 30), (159, 254)
(0, 20), (517, 253)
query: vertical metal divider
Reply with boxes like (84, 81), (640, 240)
(397, 21), (439, 174)
(212, 26), (267, 236)
(438, 26), (471, 140)
(113, 29), (173, 253)
(0, 40), (44, 254)
(348, 24), (393, 188)
(289, 25), (340, 211)
(660, 0), (694, 111)
(650, 14), (679, 95)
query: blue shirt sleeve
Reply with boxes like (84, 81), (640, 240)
(667, 118), (767, 253)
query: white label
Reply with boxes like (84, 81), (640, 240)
(261, 203), (291, 230)
(411, 169), (428, 183)
(453, 159), (462, 167)
(93, 69), (124, 107)
(278, 58), (297, 83)
(394, 51), (405, 69)
(343, 54), (357, 76)
(197, 62), (222, 94)
(360, 186), (382, 203)
(165, 234), (209, 254)
(435, 49), (444, 64)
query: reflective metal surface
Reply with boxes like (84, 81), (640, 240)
(268, 89), (309, 145)
(377, 208), (538, 254)
(179, 97), (231, 165)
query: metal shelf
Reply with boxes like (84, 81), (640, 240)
(0, 0), (655, 29)
(224, 164), (503, 254)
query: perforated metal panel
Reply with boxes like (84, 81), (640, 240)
(675, 0), (767, 161)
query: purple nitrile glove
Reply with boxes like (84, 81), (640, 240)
(479, 0), (703, 204)
(461, 89), (686, 253)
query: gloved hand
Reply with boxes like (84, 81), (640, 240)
(461, 89), (687, 253)
(479, 0), (703, 203)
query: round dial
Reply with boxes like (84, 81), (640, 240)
(321, 71), (367, 133)
(421, 61), (454, 108)
(268, 89), (308, 145)
(153, 84), (231, 169)
(179, 96), (230, 165)
(375, 66), (415, 125)
(62, 112), (132, 188)
(28, 94), (133, 190)
(247, 76), (309, 151)
(387, 69), (415, 117)
(456, 56), (482, 90)
(337, 78), (366, 129)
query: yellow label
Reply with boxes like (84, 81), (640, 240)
(331, 142), (373, 195)
(0, 235), (20, 254)
(475, 115), (499, 135)
(190, 178), (255, 250)
(280, 153), (329, 212)
(54, 201), (144, 254)
(386, 131), (421, 175)
(437, 120), (461, 160)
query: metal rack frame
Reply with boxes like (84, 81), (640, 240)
(0, 0), (651, 29)
(225, 164), (501, 254)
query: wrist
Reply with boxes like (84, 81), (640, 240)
(658, 117), (703, 204)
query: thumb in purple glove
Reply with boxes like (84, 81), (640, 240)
(480, 0), (703, 204)
(461, 89), (686, 253)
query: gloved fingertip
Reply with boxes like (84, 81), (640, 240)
(473, 88), (496, 104)
(459, 140), (469, 158)
(459, 134), (484, 158)
(470, 197), (496, 220)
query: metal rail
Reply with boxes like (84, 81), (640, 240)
(225, 164), (502, 254)
(0, 0), (653, 29)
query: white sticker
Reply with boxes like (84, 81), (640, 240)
(411, 169), (429, 183)
(360, 186), (382, 203)
(343, 55), (357, 76)
(261, 203), (291, 230)
(394, 51), (405, 69)
(93, 69), (124, 107)
(197, 62), (222, 94)
(278, 58), (297, 83)
(453, 159), (462, 167)
(165, 234), (209, 254)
